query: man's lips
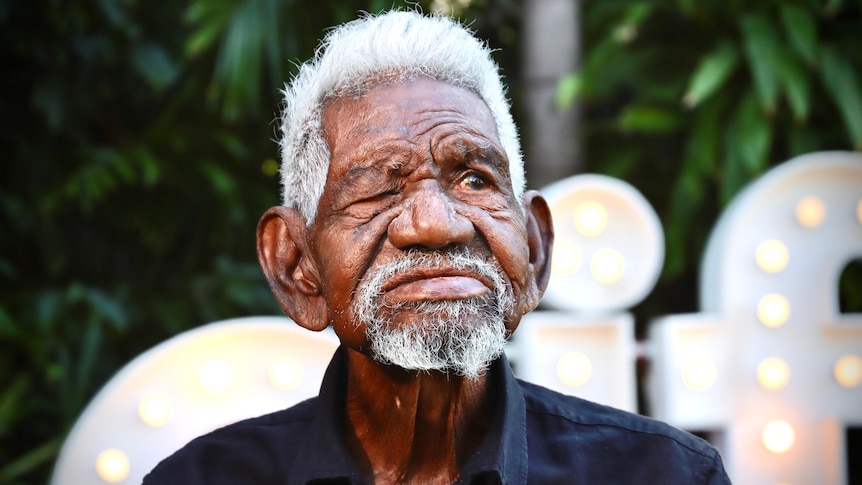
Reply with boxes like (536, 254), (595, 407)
(380, 270), (491, 304)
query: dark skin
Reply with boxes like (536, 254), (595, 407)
(257, 77), (554, 484)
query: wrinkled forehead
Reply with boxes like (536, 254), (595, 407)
(320, 77), (502, 160)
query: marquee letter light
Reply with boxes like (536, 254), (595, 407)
(52, 317), (339, 485)
(648, 152), (862, 484)
(509, 174), (664, 412)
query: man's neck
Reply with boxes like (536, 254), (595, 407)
(342, 348), (494, 485)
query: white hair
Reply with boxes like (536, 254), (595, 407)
(278, 10), (525, 223)
(354, 248), (513, 379)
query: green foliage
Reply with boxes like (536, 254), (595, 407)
(3, 0), (859, 482)
(1, 0), (442, 482)
(567, 0), (862, 281)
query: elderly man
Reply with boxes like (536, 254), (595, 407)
(145, 10), (729, 484)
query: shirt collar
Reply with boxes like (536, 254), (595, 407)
(288, 346), (363, 484)
(290, 346), (528, 484)
(457, 353), (528, 484)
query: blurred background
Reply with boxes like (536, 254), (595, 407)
(1, 0), (861, 482)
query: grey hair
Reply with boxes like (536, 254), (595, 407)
(278, 10), (525, 223)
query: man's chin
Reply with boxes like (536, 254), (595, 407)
(366, 318), (507, 380)
(371, 351), (501, 380)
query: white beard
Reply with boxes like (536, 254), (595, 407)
(353, 248), (513, 380)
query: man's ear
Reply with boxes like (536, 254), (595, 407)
(256, 206), (329, 331)
(522, 190), (554, 297)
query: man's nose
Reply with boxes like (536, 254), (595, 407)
(388, 181), (475, 250)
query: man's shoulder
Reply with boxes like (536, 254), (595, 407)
(520, 379), (713, 452)
(215, 395), (318, 434)
(142, 397), (318, 484)
(518, 379), (729, 483)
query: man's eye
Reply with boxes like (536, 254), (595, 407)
(461, 173), (488, 190)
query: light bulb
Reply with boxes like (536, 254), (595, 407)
(551, 240), (582, 276)
(557, 351), (592, 387)
(682, 359), (716, 392)
(834, 354), (862, 388)
(795, 196), (826, 228)
(757, 294), (791, 328)
(757, 358), (790, 391)
(270, 359), (303, 391)
(96, 449), (130, 483)
(755, 239), (789, 273)
(138, 392), (172, 427)
(590, 248), (625, 284)
(573, 201), (608, 237)
(199, 360), (232, 394)
(762, 420), (795, 454)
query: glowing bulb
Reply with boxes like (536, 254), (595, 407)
(795, 196), (826, 228)
(138, 392), (172, 427)
(762, 420), (795, 454)
(557, 351), (592, 387)
(757, 294), (791, 328)
(270, 359), (303, 391)
(199, 360), (232, 394)
(757, 358), (790, 391)
(682, 359), (716, 392)
(590, 248), (625, 284)
(573, 201), (608, 237)
(551, 241), (582, 276)
(96, 449), (130, 483)
(755, 239), (789, 273)
(834, 354), (862, 388)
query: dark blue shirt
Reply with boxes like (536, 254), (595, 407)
(144, 346), (730, 484)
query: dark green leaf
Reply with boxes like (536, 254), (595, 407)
(596, 149), (640, 179)
(31, 81), (64, 130)
(778, 49), (810, 122)
(622, 2), (654, 25)
(36, 290), (63, 332)
(202, 163), (236, 195)
(186, 16), (228, 56)
(0, 438), (61, 483)
(84, 289), (128, 331)
(184, 1), (209, 23)
(578, 37), (656, 98)
(215, 0), (267, 120)
(682, 40), (739, 108)
(721, 146), (746, 205)
(665, 99), (720, 275)
(0, 376), (27, 435)
(70, 319), (103, 414)
(618, 105), (682, 133)
(779, 4), (818, 64)
(132, 146), (162, 185)
(787, 124), (821, 157)
(820, 45), (862, 149)
(824, 0), (844, 16)
(684, 99), (721, 180)
(219, 132), (249, 159)
(676, 0), (695, 15)
(132, 43), (179, 91)
(728, 91), (771, 174)
(740, 14), (782, 114)
(612, 2), (654, 43)
(0, 305), (14, 336)
(555, 73), (582, 109)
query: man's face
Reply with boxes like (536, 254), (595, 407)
(306, 77), (538, 376)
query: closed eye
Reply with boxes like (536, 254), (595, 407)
(346, 191), (399, 219)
